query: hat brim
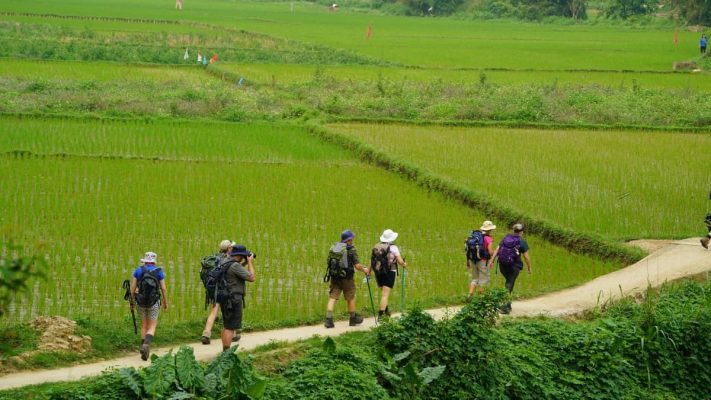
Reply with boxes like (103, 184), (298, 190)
(141, 259), (156, 263)
(480, 225), (496, 231)
(380, 232), (398, 242)
(231, 251), (251, 257)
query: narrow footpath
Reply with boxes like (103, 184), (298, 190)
(0, 238), (708, 391)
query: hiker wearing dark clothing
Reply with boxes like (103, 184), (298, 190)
(200, 239), (234, 345)
(372, 229), (406, 320)
(130, 251), (169, 361)
(701, 34), (708, 54)
(218, 245), (256, 351)
(701, 213), (711, 249)
(324, 229), (370, 328)
(489, 224), (532, 314)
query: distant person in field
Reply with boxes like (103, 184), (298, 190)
(175, 0), (183, 10)
(371, 229), (407, 321)
(130, 251), (169, 361)
(216, 244), (256, 352)
(489, 223), (532, 314)
(329, 3), (339, 12)
(323, 229), (369, 328)
(701, 213), (711, 249)
(700, 34), (708, 55)
(199, 240), (236, 345)
(465, 220), (496, 300)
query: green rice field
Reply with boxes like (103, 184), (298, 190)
(0, 116), (621, 327)
(330, 122), (711, 241)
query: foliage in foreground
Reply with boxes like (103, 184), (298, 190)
(0, 240), (45, 319)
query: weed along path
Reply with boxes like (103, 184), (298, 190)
(0, 238), (709, 391)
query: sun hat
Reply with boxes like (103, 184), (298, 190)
(512, 223), (525, 232)
(141, 251), (157, 264)
(480, 221), (497, 231)
(341, 229), (355, 242)
(219, 239), (236, 252)
(229, 245), (251, 257)
(380, 229), (398, 243)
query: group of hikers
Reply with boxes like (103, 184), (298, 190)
(126, 222), (537, 360)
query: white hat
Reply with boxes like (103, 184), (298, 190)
(219, 240), (236, 252)
(141, 251), (157, 264)
(480, 221), (497, 231)
(380, 229), (398, 243)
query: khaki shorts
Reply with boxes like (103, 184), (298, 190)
(467, 259), (490, 287)
(329, 278), (356, 301)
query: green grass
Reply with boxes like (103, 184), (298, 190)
(0, 117), (621, 330)
(0, 0), (703, 70)
(330, 122), (711, 241)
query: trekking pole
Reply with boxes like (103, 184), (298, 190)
(365, 274), (378, 325)
(400, 258), (406, 313)
(122, 279), (138, 335)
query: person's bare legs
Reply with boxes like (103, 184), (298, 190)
(221, 328), (234, 350)
(202, 304), (220, 336)
(379, 286), (390, 311)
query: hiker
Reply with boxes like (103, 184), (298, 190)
(324, 229), (369, 328)
(488, 223), (532, 314)
(465, 220), (496, 300)
(701, 34), (708, 54)
(199, 239), (235, 345)
(372, 229), (407, 320)
(175, 0), (183, 10)
(701, 213), (711, 249)
(130, 251), (169, 361)
(216, 245), (256, 351)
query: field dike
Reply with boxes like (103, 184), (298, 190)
(306, 122), (645, 264)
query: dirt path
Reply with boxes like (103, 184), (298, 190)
(1, 238), (708, 391)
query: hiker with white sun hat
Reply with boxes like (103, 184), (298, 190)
(465, 220), (497, 300)
(370, 229), (407, 321)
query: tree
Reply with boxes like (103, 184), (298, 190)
(605, 0), (658, 19)
(0, 240), (46, 317)
(671, 0), (711, 25)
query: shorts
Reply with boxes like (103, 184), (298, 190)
(137, 302), (160, 321)
(375, 269), (397, 288)
(221, 295), (244, 330)
(467, 259), (490, 287)
(329, 278), (356, 301)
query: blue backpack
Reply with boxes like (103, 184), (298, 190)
(498, 234), (521, 265)
(466, 230), (489, 261)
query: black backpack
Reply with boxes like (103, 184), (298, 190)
(205, 260), (232, 304)
(370, 242), (392, 280)
(199, 253), (220, 288)
(324, 242), (349, 282)
(135, 266), (162, 307)
(465, 230), (489, 262)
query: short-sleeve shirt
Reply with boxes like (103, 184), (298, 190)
(223, 259), (252, 296)
(514, 238), (530, 268)
(133, 264), (165, 280)
(483, 236), (493, 260)
(701, 37), (708, 46)
(386, 244), (401, 270)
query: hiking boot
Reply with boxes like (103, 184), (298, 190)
(324, 317), (335, 329)
(232, 333), (241, 342)
(140, 343), (150, 361)
(701, 236), (710, 249)
(349, 313), (364, 326)
(500, 303), (512, 315)
(200, 335), (210, 345)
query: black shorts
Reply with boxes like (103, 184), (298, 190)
(375, 269), (397, 288)
(221, 295), (244, 330)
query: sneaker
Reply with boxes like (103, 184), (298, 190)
(140, 343), (150, 361)
(349, 314), (364, 326)
(200, 336), (210, 345)
(500, 303), (512, 315)
(232, 334), (241, 342)
(701, 237), (709, 249)
(324, 317), (335, 329)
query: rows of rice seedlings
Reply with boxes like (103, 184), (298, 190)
(222, 63), (711, 91)
(332, 123), (711, 241)
(0, 120), (619, 327)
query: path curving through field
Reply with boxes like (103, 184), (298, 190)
(0, 238), (708, 391)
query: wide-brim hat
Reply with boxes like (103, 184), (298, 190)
(341, 229), (355, 242)
(230, 245), (251, 257)
(141, 251), (157, 264)
(380, 229), (398, 243)
(480, 221), (496, 231)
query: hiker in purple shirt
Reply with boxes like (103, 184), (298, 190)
(489, 223), (532, 314)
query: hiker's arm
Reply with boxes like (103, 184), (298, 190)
(129, 277), (138, 309)
(487, 246), (499, 267)
(523, 252), (532, 274)
(355, 263), (370, 275)
(396, 255), (406, 268)
(160, 280), (169, 310)
(246, 255), (256, 282)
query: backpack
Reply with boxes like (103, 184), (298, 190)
(324, 242), (349, 282)
(466, 230), (489, 261)
(371, 242), (392, 279)
(135, 266), (162, 307)
(199, 253), (220, 288)
(205, 260), (233, 305)
(498, 234), (521, 265)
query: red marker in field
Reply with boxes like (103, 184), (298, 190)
(674, 29), (678, 48)
(210, 53), (218, 63)
(366, 24), (372, 40)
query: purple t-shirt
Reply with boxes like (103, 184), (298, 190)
(133, 264), (165, 280)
